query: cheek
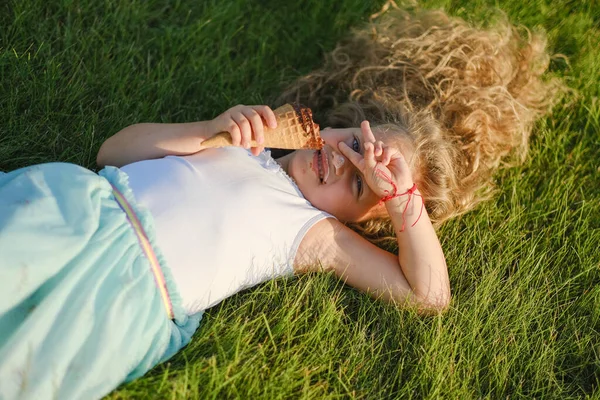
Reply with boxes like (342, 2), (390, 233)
(311, 187), (352, 219)
(296, 152), (312, 176)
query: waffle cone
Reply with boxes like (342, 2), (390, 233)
(201, 104), (323, 150)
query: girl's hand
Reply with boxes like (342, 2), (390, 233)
(338, 121), (414, 203)
(207, 105), (278, 156)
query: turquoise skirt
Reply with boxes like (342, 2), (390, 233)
(0, 163), (202, 400)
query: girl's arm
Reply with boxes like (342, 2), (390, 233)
(297, 198), (449, 313)
(386, 192), (449, 310)
(295, 122), (450, 313)
(97, 121), (210, 167)
(97, 105), (277, 167)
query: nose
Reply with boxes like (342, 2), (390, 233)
(332, 150), (345, 176)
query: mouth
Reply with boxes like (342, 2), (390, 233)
(312, 148), (330, 184)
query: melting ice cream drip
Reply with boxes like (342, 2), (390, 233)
(332, 151), (345, 175)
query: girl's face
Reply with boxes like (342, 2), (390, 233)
(280, 127), (392, 222)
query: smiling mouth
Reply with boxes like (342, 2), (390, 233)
(314, 148), (330, 184)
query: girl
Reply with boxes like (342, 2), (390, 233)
(0, 6), (562, 400)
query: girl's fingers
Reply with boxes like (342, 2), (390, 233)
(363, 141), (378, 170)
(338, 142), (364, 170)
(361, 120), (377, 143)
(242, 108), (265, 145)
(374, 140), (384, 157)
(379, 147), (390, 166)
(216, 105), (276, 149)
(232, 112), (252, 148)
(227, 119), (242, 146)
(252, 105), (277, 129)
(251, 145), (264, 156)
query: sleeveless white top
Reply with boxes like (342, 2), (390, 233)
(120, 148), (331, 314)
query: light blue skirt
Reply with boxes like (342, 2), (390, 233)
(0, 163), (202, 400)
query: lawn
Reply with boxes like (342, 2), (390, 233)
(1, 0), (599, 398)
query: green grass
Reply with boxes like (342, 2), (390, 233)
(1, 0), (599, 398)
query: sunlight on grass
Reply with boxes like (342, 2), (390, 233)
(1, 0), (599, 398)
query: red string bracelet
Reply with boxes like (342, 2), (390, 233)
(375, 168), (424, 232)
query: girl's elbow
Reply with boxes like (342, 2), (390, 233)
(96, 143), (108, 167)
(415, 289), (451, 315)
(388, 288), (451, 314)
(96, 136), (121, 167)
(430, 293), (451, 314)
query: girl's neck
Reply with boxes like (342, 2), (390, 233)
(274, 152), (292, 175)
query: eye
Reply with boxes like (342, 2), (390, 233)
(356, 174), (363, 199)
(352, 136), (363, 199)
(352, 137), (360, 153)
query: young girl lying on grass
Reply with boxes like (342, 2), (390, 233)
(0, 6), (562, 400)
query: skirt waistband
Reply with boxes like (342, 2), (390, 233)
(111, 184), (174, 320)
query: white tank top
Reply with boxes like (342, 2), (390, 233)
(120, 148), (331, 314)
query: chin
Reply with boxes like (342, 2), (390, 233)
(290, 153), (311, 184)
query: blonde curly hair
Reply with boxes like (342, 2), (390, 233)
(276, 6), (564, 245)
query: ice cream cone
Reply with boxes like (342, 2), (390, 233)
(201, 104), (323, 150)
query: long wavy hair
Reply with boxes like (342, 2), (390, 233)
(276, 5), (564, 246)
